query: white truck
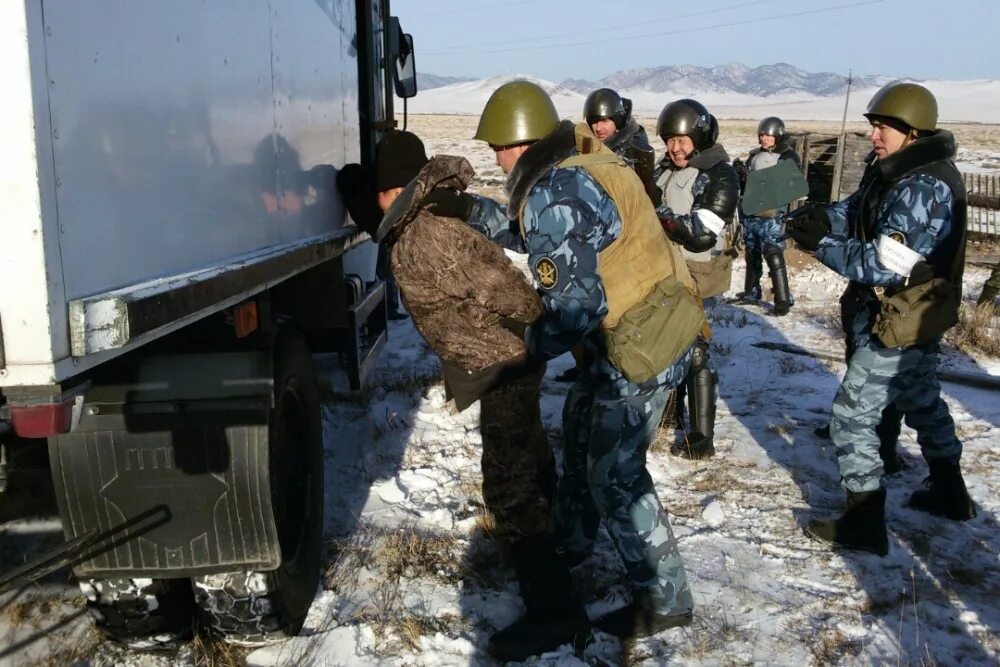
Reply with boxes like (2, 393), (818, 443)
(0, 0), (416, 647)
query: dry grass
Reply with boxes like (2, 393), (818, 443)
(946, 302), (1000, 356)
(323, 522), (483, 656)
(810, 627), (864, 664)
(192, 633), (250, 667)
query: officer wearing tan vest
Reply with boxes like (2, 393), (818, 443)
(468, 80), (703, 648)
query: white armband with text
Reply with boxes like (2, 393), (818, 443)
(693, 208), (726, 235)
(876, 233), (924, 277)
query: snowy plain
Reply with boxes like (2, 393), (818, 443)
(1, 113), (999, 666)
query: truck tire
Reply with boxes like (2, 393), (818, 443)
(192, 330), (324, 645)
(79, 577), (194, 649)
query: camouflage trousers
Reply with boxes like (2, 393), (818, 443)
(830, 339), (962, 493)
(742, 214), (785, 252)
(553, 372), (693, 616)
(479, 363), (557, 547)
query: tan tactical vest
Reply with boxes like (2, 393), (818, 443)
(519, 123), (698, 330)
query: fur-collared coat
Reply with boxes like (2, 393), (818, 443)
(383, 155), (543, 409)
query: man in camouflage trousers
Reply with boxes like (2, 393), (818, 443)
(469, 80), (698, 642)
(733, 116), (801, 315)
(788, 82), (977, 556)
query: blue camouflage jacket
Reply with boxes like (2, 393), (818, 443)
(653, 143), (740, 252)
(815, 131), (965, 341)
(816, 132), (962, 289)
(469, 121), (692, 390)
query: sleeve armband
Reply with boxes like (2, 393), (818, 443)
(876, 233), (924, 277)
(693, 208), (726, 235)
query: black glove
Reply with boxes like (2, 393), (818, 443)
(785, 204), (830, 251)
(421, 187), (475, 221)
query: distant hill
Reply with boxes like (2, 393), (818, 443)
(560, 63), (889, 97)
(417, 73), (475, 90)
(409, 65), (1000, 124)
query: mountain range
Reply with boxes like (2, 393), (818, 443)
(407, 64), (999, 124)
(420, 63), (889, 97)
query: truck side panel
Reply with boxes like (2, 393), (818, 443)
(44, 0), (360, 300)
(0, 1), (65, 378)
(1, 0), (374, 386)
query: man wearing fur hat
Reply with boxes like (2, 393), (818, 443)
(470, 80), (704, 644)
(340, 130), (589, 661)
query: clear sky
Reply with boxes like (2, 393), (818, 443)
(391, 0), (998, 83)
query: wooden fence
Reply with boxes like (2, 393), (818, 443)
(963, 173), (1000, 237)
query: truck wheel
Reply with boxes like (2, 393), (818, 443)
(193, 331), (324, 645)
(79, 577), (194, 648)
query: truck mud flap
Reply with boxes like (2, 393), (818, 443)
(347, 280), (387, 390)
(47, 352), (281, 579)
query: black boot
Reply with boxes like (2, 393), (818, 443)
(805, 488), (889, 556)
(594, 587), (692, 640)
(671, 341), (716, 460)
(907, 458), (977, 521)
(732, 250), (762, 303)
(764, 247), (793, 316)
(877, 404), (904, 474)
(487, 534), (591, 662)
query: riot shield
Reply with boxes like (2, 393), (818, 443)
(741, 159), (809, 216)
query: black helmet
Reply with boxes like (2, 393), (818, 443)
(757, 116), (785, 139)
(656, 99), (718, 151)
(583, 88), (627, 129)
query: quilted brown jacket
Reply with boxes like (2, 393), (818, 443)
(384, 155), (543, 408)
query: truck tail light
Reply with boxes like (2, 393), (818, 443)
(9, 400), (75, 438)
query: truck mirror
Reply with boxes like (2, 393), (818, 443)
(394, 33), (417, 99)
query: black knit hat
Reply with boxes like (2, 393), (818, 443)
(375, 130), (428, 192)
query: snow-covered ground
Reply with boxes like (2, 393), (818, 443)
(2, 121), (999, 667)
(240, 255), (1000, 667)
(7, 258), (998, 667)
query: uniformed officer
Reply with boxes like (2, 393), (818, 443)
(470, 80), (700, 645)
(734, 116), (800, 315)
(555, 88), (659, 384)
(788, 82), (977, 556)
(341, 133), (585, 661)
(654, 99), (740, 460)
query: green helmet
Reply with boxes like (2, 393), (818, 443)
(474, 80), (560, 146)
(864, 82), (938, 132)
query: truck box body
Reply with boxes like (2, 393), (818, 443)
(0, 0), (380, 388)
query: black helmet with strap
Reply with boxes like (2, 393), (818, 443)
(584, 88), (627, 129)
(756, 116), (785, 139)
(656, 99), (718, 152)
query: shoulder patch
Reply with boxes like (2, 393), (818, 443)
(888, 231), (907, 246)
(535, 257), (558, 290)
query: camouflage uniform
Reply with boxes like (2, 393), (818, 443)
(814, 131), (966, 493)
(740, 146), (801, 301)
(471, 123), (695, 617)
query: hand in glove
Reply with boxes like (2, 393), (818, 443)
(420, 187), (475, 221)
(784, 204), (830, 251)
